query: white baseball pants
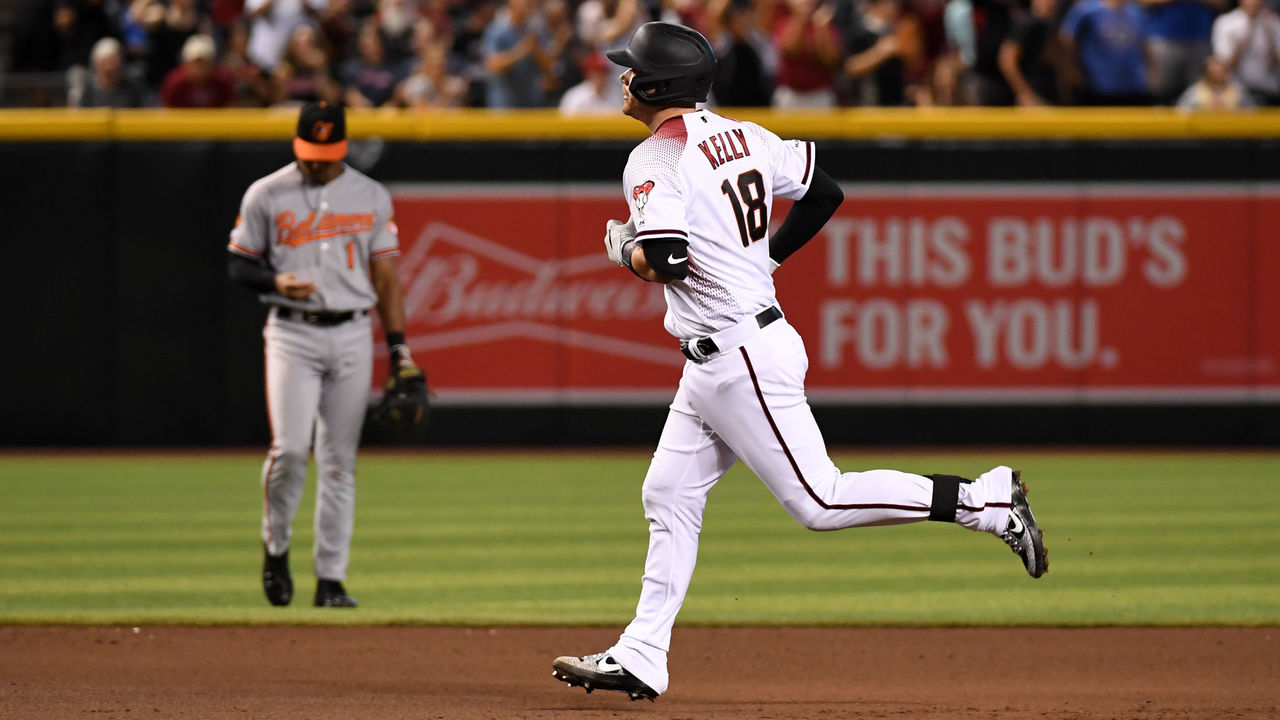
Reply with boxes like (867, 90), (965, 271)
(609, 319), (1012, 695)
(260, 312), (372, 581)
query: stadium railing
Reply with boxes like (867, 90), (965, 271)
(1, 107), (1280, 141)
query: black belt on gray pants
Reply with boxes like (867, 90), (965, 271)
(275, 307), (368, 326)
(681, 305), (782, 363)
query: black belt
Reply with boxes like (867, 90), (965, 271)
(681, 305), (782, 363)
(275, 307), (368, 326)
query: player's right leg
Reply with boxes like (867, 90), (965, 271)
(260, 318), (324, 603)
(554, 389), (737, 699)
(694, 321), (1040, 571)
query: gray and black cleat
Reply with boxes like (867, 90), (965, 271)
(262, 547), (292, 606)
(1000, 470), (1048, 578)
(313, 579), (358, 607)
(552, 652), (658, 701)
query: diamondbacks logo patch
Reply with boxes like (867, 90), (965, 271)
(632, 181), (655, 216)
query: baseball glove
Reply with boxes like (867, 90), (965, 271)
(370, 361), (429, 438)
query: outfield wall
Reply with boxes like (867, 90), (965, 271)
(2, 109), (1278, 446)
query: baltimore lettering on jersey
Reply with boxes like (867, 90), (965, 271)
(697, 129), (752, 170)
(274, 210), (377, 247)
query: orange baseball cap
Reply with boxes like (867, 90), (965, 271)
(293, 101), (348, 162)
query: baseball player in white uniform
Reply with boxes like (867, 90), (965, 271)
(227, 102), (424, 608)
(552, 23), (1049, 700)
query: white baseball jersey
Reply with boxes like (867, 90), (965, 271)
(622, 109), (815, 339)
(228, 163), (399, 311)
(599, 110), (1020, 698)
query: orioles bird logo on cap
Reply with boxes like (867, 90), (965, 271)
(312, 121), (335, 142)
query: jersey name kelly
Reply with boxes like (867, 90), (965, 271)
(697, 129), (752, 170)
(275, 210), (378, 247)
(622, 109), (814, 339)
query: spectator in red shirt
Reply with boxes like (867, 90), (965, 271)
(160, 34), (236, 107)
(772, 0), (844, 108)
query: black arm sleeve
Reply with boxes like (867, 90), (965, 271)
(640, 236), (690, 281)
(227, 252), (277, 293)
(769, 166), (844, 266)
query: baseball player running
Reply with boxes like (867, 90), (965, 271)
(552, 22), (1048, 700)
(227, 102), (425, 608)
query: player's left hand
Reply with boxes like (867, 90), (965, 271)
(388, 345), (427, 401)
(371, 345), (430, 437)
(604, 218), (637, 267)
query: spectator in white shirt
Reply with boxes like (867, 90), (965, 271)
(577, 0), (645, 54)
(1212, 0), (1280, 104)
(559, 51), (622, 114)
(245, 0), (328, 71)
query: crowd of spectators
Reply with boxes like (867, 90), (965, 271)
(8, 0), (1279, 110)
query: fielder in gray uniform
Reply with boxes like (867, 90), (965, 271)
(227, 102), (424, 608)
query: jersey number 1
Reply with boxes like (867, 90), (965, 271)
(721, 170), (767, 248)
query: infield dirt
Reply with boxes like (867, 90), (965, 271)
(2, 626), (1276, 719)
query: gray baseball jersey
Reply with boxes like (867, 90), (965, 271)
(228, 163), (400, 310)
(228, 161), (399, 589)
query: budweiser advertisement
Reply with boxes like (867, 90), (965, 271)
(379, 184), (1280, 405)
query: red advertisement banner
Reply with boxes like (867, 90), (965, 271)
(380, 184), (1280, 404)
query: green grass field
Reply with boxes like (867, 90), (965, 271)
(1, 450), (1277, 626)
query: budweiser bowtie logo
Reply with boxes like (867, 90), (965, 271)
(394, 220), (676, 366)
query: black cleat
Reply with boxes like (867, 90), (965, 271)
(1000, 470), (1048, 578)
(262, 548), (292, 606)
(314, 579), (358, 607)
(552, 652), (657, 701)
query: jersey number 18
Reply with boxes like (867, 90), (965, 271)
(720, 169), (767, 248)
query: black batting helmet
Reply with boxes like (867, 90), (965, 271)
(607, 22), (717, 106)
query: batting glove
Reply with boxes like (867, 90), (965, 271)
(604, 218), (637, 267)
